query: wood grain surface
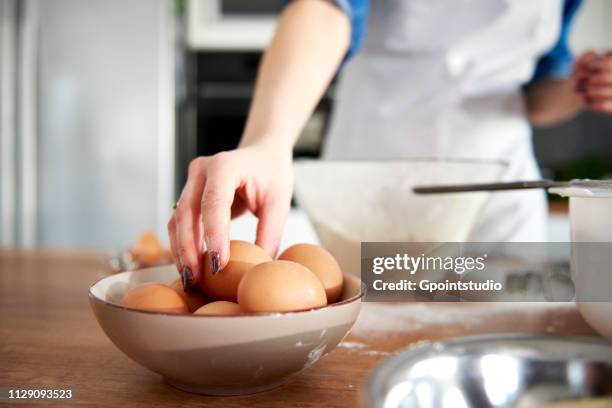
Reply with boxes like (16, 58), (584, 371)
(0, 250), (597, 407)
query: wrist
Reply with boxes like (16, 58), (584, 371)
(238, 131), (295, 156)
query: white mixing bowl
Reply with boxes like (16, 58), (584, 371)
(293, 159), (507, 275)
(550, 183), (612, 340)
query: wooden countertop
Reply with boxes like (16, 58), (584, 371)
(0, 250), (597, 407)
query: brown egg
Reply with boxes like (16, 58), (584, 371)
(279, 244), (344, 303)
(238, 260), (327, 313)
(202, 240), (272, 301)
(193, 301), (241, 316)
(169, 278), (209, 312)
(130, 231), (173, 267)
(121, 283), (188, 314)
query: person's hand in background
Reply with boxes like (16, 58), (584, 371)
(575, 51), (612, 114)
(526, 50), (612, 126)
(168, 143), (293, 290)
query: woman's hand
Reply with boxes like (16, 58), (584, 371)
(168, 142), (293, 289)
(575, 51), (612, 114)
(168, 0), (349, 290)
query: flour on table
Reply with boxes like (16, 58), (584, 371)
(352, 302), (579, 335)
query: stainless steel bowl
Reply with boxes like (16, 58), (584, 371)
(366, 334), (612, 408)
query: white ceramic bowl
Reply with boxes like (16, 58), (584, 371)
(293, 159), (507, 275)
(89, 265), (364, 395)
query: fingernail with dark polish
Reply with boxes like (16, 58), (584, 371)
(209, 251), (221, 276)
(181, 266), (194, 289)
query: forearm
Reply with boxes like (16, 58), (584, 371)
(239, 0), (350, 152)
(524, 78), (584, 127)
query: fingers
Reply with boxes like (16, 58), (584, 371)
(167, 216), (180, 272)
(588, 55), (612, 72)
(200, 153), (239, 272)
(255, 196), (290, 258)
(579, 51), (600, 64)
(575, 53), (612, 114)
(173, 158), (207, 289)
(586, 98), (612, 114)
(170, 145), (292, 283)
(574, 51), (599, 77)
(582, 72), (612, 100)
(584, 85), (612, 99)
(585, 72), (612, 87)
(575, 52), (607, 80)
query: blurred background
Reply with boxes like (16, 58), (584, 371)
(1, 0), (611, 252)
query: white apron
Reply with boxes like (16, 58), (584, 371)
(324, 0), (563, 242)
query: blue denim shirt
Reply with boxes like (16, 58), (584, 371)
(531, 0), (583, 82)
(285, 0), (582, 82)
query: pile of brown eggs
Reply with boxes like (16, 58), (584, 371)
(121, 241), (344, 315)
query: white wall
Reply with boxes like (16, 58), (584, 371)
(570, 0), (612, 53)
